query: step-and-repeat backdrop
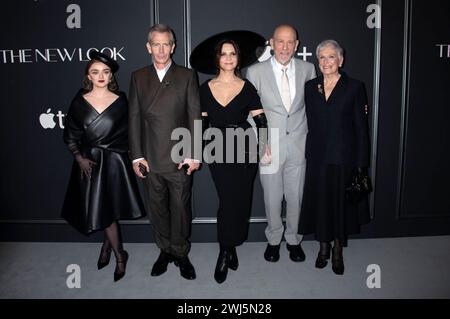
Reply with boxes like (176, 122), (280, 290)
(1, 0), (378, 225)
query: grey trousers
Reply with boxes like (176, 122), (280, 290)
(260, 158), (306, 246)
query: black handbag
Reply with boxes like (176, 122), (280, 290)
(345, 167), (372, 203)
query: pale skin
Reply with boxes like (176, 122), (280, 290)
(146, 31), (175, 70)
(318, 45), (368, 112)
(270, 25), (299, 66)
(134, 31), (200, 177)
(317, 45), (343, 101)
(83, 61), (119, 113)
(202, 43), (271, 161)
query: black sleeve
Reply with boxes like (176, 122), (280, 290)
(128, 73), (143, 160)
(353, 82), (370, 167)
(63, 98), (84, 156)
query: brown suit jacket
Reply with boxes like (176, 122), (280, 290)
(128, 63), (201, 173)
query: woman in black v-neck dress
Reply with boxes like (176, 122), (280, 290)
(199, 40), (268, 284)
(62, 52), (146, 282)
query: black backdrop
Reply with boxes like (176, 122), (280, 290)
(1, 0), (449, 242)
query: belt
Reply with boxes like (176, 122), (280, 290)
(211, 121), (249, 129)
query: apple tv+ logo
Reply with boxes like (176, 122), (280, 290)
(39, 108), (65, 129)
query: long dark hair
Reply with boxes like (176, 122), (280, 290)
(82, 59), (118, 92)
(214, 39), (241, 76)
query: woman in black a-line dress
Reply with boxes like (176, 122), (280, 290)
(62, 51), (146, 282)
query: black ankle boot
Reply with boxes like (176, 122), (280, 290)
(229, 247), (238, 271)
(331, 247), (344, 275)
(315, 242), (331, 269)
(214, 249), (230, 284)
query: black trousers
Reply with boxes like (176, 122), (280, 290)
(209, 163), (258, 248)
(144, 170), (193, 257)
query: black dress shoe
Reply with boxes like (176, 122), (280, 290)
(264, 244), (280, 262)
(286, 243), (306, 262)
(114, 251), (128, 282)
(174, 256), (196, 280)
(97, 247), (112, 270)
(214, 250), (230, 284)
(229, 247), (238, 271)
(151, 251), (173, 276)
(331, 247), (344, 275)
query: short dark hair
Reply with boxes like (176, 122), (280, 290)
(214, 39), (241, 76)
(82, 59), (118, 92)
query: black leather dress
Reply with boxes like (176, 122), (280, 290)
(61, 90), (146, 235)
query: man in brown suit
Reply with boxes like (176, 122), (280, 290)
(129, 24), (201, 280)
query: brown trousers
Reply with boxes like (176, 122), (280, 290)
(144, 170), (193, 257)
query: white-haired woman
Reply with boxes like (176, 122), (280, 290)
(299, 40), (371, 275)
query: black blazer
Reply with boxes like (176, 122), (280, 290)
(304, 72), (370, 167)
(128, 63), (201, 173)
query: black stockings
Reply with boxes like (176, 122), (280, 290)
(102, 221), (126, 273)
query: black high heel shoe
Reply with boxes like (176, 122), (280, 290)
(97, 246), (112, 270)
(114, 251), (129, 282)
(315, 243), (331, 269)
(331, 247), (344, 275)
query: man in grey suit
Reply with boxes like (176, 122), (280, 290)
(247, 25), (316, 262)
(129, 24), (201, 279)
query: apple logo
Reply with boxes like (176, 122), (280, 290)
(39, 108), (56, 129)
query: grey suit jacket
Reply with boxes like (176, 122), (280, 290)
(246, 58), (316, 165)
(128, 63), (201, 173)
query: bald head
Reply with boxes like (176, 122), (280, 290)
(272, 24), (298, 41)
(270, 24), (299, 65)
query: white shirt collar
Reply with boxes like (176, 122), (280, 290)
(154, 61), (172, 82)
(271, 56), (294, 73)
(270, 56), (296, 105)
